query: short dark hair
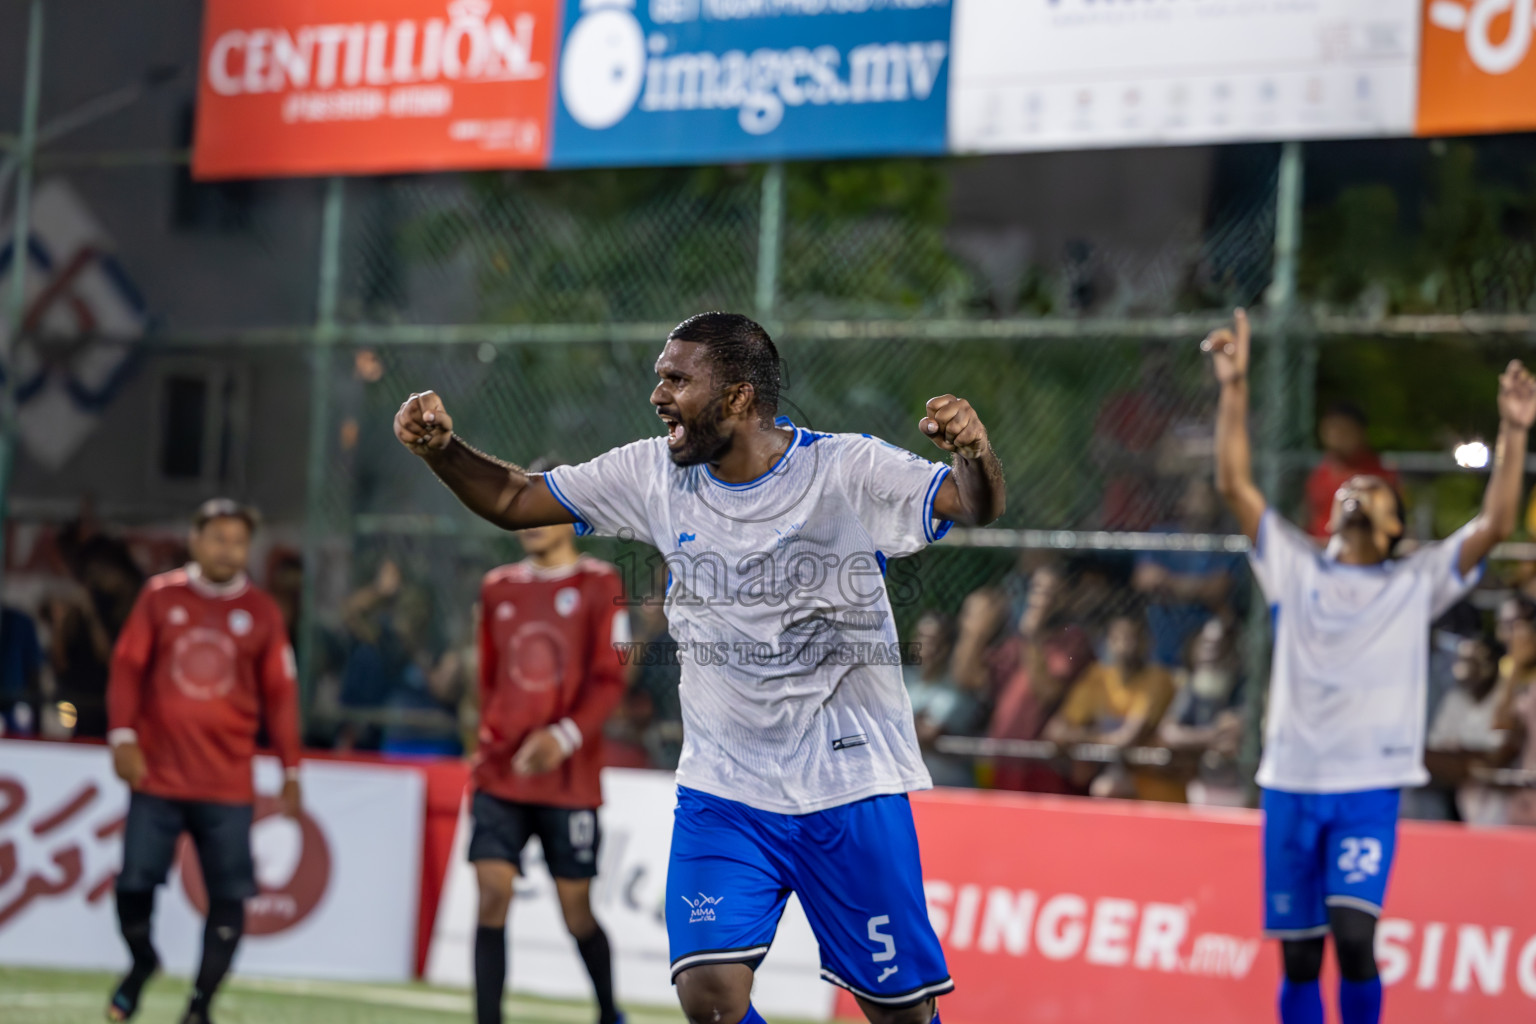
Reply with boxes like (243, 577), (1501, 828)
(193, 498), (259, 534)
(1464, 631), (1506, 663)
(669, 312), (782, 421)
(915, 609), (956, 645)
(1507, 595), (1536, 626)
(1322, 400), (1368, 428)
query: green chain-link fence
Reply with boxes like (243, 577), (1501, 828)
(5, 0), (1536, 788)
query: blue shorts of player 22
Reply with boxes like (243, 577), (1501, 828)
(550, 0), (954, 167)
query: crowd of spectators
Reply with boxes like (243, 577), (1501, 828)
(13, 430), (1536, 828)
(904, 541), (1248, 806)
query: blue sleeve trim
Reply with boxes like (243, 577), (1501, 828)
(541, 470), (594, 537)
(1450, 532), (1486, 589)
(923, 466), (952, 544)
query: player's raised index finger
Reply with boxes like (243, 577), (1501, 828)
(1233, 307), (1249, 344)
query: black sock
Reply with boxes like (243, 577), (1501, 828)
(575, 927), (619, 1024)
(112, 889), (159, 1017)
(475, 926), (507, 1024)
(188, 899), (245, 1017)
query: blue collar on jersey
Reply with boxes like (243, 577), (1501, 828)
(703, 425), (804, 491)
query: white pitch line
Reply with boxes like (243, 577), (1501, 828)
(229, 976), (689, 1023)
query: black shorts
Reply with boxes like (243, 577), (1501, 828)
(467, 792), (601, 880)
(116, 792), (256, 902)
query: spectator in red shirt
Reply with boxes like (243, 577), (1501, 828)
(1305, 402), (1401, 539)
(105, 499), (301, 1024)
(470, 460), (628, 1024)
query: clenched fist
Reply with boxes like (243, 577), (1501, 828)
(920, 394), (990, 460)
(395, 391), (455, 454)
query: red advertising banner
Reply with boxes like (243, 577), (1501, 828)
(192, 0), (559, 180)
(834, 790), (1536, 1024)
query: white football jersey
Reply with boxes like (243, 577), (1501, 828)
(1250, 509), (1482, 793)
(545, 427), (951, 813)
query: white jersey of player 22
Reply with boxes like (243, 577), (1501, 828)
(545, 427), (953, 814)
(1249, 509), (1482, 794)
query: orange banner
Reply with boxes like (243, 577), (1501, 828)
(1417, 0), (1536, 136)
(192, 0), (559, 180)
(833, 790), (1536, 1024)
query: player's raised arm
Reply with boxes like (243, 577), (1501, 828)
(1455, 361), (1536, 575)
(1203, 309), (1265, 541)
(923, 394), (1006, 526)
(394, 390), (575, 531)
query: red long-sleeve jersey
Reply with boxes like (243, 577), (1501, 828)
(475, 556), (628, 808)
(107, 565), (300, 805)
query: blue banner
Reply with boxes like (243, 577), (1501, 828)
(549, 0), (953, 167)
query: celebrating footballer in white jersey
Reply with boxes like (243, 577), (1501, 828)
(1204, 309), (1536, 1024)
(395, 312), (1005, 1024)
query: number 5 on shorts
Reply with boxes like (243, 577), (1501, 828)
(868, 915), (896, 962)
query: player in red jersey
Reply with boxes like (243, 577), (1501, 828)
(471, 460), (629, 1024)
(105, 499), (302, 1024)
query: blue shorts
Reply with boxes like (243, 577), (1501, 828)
(1261, 787), (1400, 938)
(667, 786), (953, 1009)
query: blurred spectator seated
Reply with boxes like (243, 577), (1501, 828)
(1425, 631), (1511, 826)
(1093, 345), (1179, 531)
(967, 570), (1093, 795)
(902, 610), (984, 788)
(1133, 475), (1242, 667)
(1496, 597), (1536, 828)
(339, 556), (464, 755)
(0, 604), (44, 737)
(1495, 596), (1536, 729)
(1045, 612), (1177, 800)
(1304, 401), (1400, 540)
(45, 542), (143, 740)
(1157, 616), (1246, 806)
(605, 593), (683, 771)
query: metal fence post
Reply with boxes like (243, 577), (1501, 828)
(0, 0), (46, 588)
(755, 162), (785, 322)
(1241, 140), (1305, 789)
(297, 176), (346, 718)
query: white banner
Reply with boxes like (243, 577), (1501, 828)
(427, 768), (836, 1021)
(0, 741), (423, 982)
(950, 0), (1421, 153)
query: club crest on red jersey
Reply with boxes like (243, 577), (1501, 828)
(555, 587), (580, 617)
(170, 628), (239, 700)
(228, 609), (254, 636)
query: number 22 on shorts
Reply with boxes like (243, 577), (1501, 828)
(1338, 836), (1382, 882)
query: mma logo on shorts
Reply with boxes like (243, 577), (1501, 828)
(681, 892), (724, 924)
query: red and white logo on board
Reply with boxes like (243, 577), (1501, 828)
(178, 795), (333, 936)
(193, 0), (559, 179)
